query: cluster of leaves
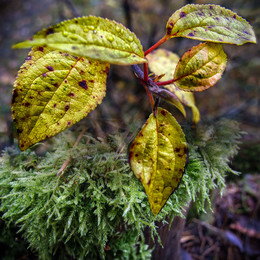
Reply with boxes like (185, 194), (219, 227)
(0, 119), (242, 259)
(11, 4), (256, 214)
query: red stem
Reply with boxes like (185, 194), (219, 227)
(156, 78), (176, 86)
(142, 82), (155, 108)
(144, 35), (168, 56)
(143, 63), (148, 82)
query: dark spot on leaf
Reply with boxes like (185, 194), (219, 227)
(183, 146), (187, 153)
(218, 38), (223, 42)
(244, 30), (249, 35)
(12, 90), (18, 104)
(24, 102), (30, 107)
(46, 66), (54, 71)
(46, 28), (54, 35)
(64, 53), (69, 56)
(188, 32), (195, 37)
(233, 14), (237, 19)
(75, 20), (78, 24)
(72, 46), (77, 50)
(89, 80), (94, 83)
(78, 80), (88, 89)
(160, 110), (167, 116)
(67, 121), (71, 126)
(167, 22), (174, 34)
(80, 70), (85, 74)
(73, 56), (78, 59)
(180, 12), (186, 18)
(93, 96), (95, 99)
(69, 92), (75, 97)
(21, 144), (24, 148)
(175, 148), (180, 153)
(38, 47), (44, 52)
(53, 83), (58, 88)
(42, 73), (47, 77)
(25, 55), (32, 61)
(57, 122), (60, 125)
(104, 67), (110, 75)
(209, 5), (213, 10)
(65, 80), (68, 83)
(53, 104), (57, 108)
(215, 17), (220, 21)
(198, 12), (204, 16)
(135, 153), (138, 157)
(65, 105), (70, 111)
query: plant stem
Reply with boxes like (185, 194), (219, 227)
(156, 78), (176, 86)
(142, 82), (155, 108)
(144, 35), (168, 56)
(143, 63), (148, 82)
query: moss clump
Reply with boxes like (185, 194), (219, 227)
(0, 119), (241, 259)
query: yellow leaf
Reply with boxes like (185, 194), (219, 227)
(174, 42), (227, 92)
(147, 49), (200, 123)
(12, 47), (109, 151)
(129, 107), (187, 215)
(13, 16), (146, 65)
(166, 4), (256, 45)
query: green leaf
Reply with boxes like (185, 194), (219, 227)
(147, 49), (200, 123)
(129, 107), (187, 215)
(12, 47), (109, 151)
(166, 4), (256, 45)
(174, 42), (227, 92)
(13, 16), (146, 65)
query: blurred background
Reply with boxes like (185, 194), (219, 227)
(0, 0), (259, 259)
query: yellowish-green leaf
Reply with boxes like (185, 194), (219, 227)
(13, 16), (146, 65)
(174, 42), (227, 92)
(12, 47), (109, 151)
(147, 49), (200, 123)
(129, 107), (187, 215)
(166, 4), (256, 45)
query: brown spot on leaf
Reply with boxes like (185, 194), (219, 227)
(24, 102), (30, 107)
(67, 121), (71, 126)
(46, 66), (54, 71)
(175, 148), (181, 153)
(233, 14), (237, 19)
(160, 110), (167, 116)
(78, 80), (88, 89)
(167, 22), (174, 34)
(38, 47), (44, 52)
(180, 12), (186, 18)
(46, 28), (54, 35)
(69, 92), (75, 97)
(53, 104), (57, 108)
(65, 105), (70, 111)
(12, 90), (18, 104)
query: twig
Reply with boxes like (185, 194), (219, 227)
(57, 128), (87, 176)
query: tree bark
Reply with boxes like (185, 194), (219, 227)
(145, 216), (187, 260)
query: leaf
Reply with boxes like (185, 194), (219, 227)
(147, 49), (200, 123)
(13, 16), (146, 65)
(174, 42), (227, 92)
(129, 107), (187, 215)
(12, 47), (109, 151)
(166, 4), (256, 45)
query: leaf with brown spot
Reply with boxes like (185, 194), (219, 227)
(147, 49), (200, 123)
(166, 4), (256, 45)
(129, 107), (187, 215)
(173, 42), (227, 92)
(12, 47), (109, 150)
(13, 16), (146, 65)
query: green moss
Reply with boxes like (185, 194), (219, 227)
(0, 119), (242, 259)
